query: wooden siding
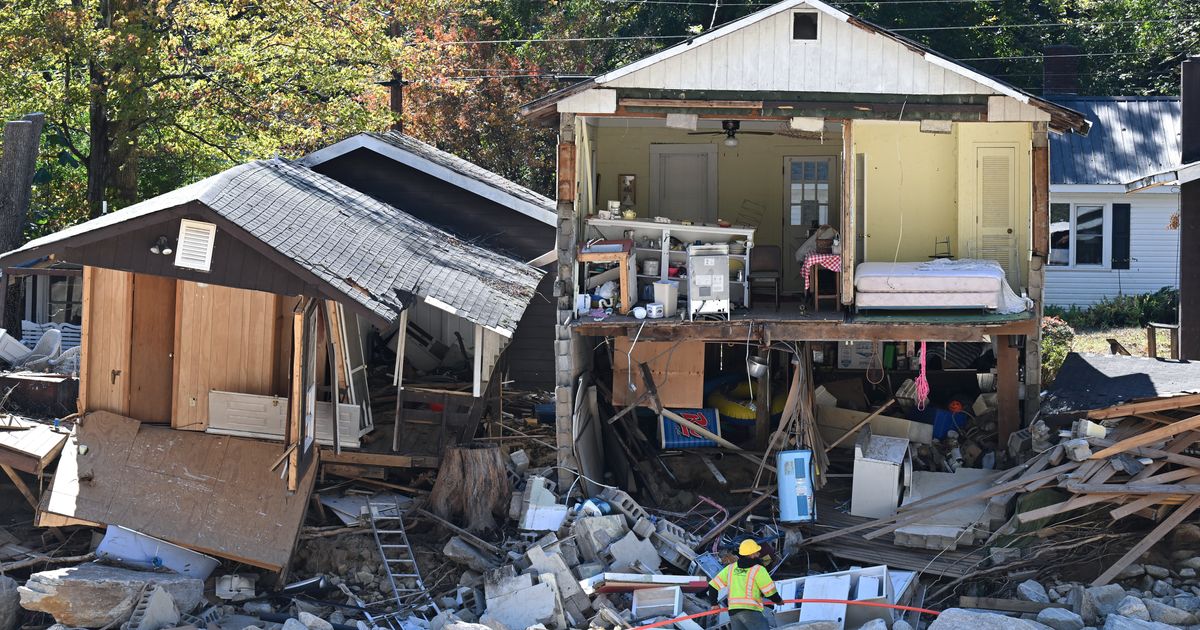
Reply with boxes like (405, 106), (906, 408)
(504, 273), (555, 389)
(605, 8), (998, 96)
(171, 281), (284, 431)
(1045, 193), (1180, 307)
(80, 267), (134, 416)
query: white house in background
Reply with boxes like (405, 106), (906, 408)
(1046, 97), (1181, 307)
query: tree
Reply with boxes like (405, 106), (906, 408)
(0, 0), (429, 225)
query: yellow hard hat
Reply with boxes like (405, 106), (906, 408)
(738, 539), (762, 556)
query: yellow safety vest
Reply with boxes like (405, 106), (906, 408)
(709, 563), (778, 612)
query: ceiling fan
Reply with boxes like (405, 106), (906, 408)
(687, 120), (774, 147)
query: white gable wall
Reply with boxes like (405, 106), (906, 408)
(604, 6), (998, 96)
(1044, 192), (1180, 307)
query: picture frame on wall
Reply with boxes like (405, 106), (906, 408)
(618, 174), (636, 206)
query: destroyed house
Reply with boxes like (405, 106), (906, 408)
(0, 157), (543, 570)
(298, 131), (559, 389)
(521, 0), (1090, 490)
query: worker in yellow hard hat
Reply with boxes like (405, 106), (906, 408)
(704, 538), (782, 630)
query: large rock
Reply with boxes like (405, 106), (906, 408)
(1101, 614), (1178, 630)
(480, 582), (564, 630)
(1018, 580), (1051, 603)
(1143, 599), (1196, 626)
(1116, 596), (1150, 621)
(443, 537), (498, 574)
(1036, 607), (1085, 630)
(18, 562), (203, 627)
(1080, 584), (1128, 625)
(858, 620), (888, 630)
(928, 608), (1052, 629)
(0, 576), (19, 630)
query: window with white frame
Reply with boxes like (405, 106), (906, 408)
(1049, 202), (1106, 267)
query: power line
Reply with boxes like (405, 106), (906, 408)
(961, 50), (1190, 61)
(891, 18), (1196, 31)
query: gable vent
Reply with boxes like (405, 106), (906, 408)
(174, 219), (217, 271)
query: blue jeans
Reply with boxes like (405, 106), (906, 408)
(729, 609), (770, 630)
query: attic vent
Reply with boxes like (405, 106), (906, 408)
(792, 12), (818, 40)
(174, 219), (217, 271)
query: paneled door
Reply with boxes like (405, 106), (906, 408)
(975, 146), (1018, 286)
(649, 144), (718, 222)
(784, 156), (838, 292)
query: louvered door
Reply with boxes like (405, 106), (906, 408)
(975, 147), (1017, 286)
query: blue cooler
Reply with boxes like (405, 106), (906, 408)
(660, 408), (721, 448)
(777, 449), (816, 523)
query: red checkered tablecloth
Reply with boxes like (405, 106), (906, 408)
(802, 253), (842, 291)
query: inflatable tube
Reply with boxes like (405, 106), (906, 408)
(707, 381), (787, 423)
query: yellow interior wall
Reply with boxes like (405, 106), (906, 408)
(956, 122), (1033, 290)
(853, 121), (959, 263)
(589, 123), (842, 252)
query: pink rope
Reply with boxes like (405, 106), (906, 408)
(915, 341), (930, 411)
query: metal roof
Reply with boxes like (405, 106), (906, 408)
(1, 159), (544, 334)
(1049, 97), (1181, 186)
(299, 131), (556, 226)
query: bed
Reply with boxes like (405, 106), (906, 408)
(854, 259), (1029, 313)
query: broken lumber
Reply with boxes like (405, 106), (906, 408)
(824, 398), (895, 452)
(1089, 413), (1200, 459)
(1092, 493), (1200, 586)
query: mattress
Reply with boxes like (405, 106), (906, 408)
(855, 291), (999, 310)
(855, 262), (1004, 294)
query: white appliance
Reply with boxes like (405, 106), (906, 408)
(850, 427), (912, 519)
(687, 244), (730, 318)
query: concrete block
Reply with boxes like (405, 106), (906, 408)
(571, 515), (629, 562)
(122, 586), (179, 630)
(484, 569), (534, 608)
(527, 546), (591, 615)
(19, 562), (203, 628)
(602, 531), (662, 573)
(483, 581), (565, 630)
(444, 537), (499, 573)
(521, 477), (568, 531)
(598, 487), (651, 526)
(633, 517), (656, 539)
(574, 562), (605, 581)
(510, 450), (530, 474)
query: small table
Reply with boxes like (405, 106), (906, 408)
(579, 240), (635, 315)
(802, 252), (841, 312)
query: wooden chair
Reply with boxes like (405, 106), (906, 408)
(748, 245), (782, 310)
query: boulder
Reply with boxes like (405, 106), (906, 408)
(282, 619), (308, 630)
(1170, 523), (1200, 550)
(1036, 607), (1085, 630)
(1081, 584), (1128, 625)
(0, 576), (19, 630)
(1018, 580), (1051, 603)
(298, 612), (334, 630)
(1142, 599), (1195, 626)
(1115, 596), (1150, 621)
(18, 563), (203, 627)
(927, 608), (1052, 629)
(1144, 566), (1170, 579)
(1101, 615), (1178, 629)
(1117, 565), (1147, 581)
(892, 621), (915, 630)
(443, 537), (498, 574)
(1151, 580), (1176, 598)
(858, 620), (888, 630)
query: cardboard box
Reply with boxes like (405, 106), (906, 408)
(612, 339), (704, 408)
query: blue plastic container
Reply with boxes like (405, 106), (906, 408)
(777, 449), (816, 523)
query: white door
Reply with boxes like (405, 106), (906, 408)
(650, 145), (717, 222)
(975, 146), (1018, 286)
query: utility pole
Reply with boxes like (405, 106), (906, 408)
(1180, 57), (1199, 359)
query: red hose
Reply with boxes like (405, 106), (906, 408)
(631, 599), (941, 630)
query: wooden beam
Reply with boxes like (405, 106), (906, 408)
(1087, 394), (1200, 420)
(619, 97), (764, 109)
(319, 448), (438, 469)
(958, 596), (1067, 614)
(572, 316), (1039, 343)
(1016, 494), (1112, 524)
(1089, 413), (1200, 460)
(2, 464), (38, 510)
(1066, 482), (1200, 495)
(996, 335), (1020, 444)
(1093, 494), (1200, 586)
(287, 300), (307, 492)
(1031, 124), (1050, 258)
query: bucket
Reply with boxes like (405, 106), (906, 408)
(653, 281), (679, 317)
(642, 259), (660, 276)
(747, 355), (769, 379)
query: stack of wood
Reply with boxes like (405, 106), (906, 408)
(801, 393), (1200, 587)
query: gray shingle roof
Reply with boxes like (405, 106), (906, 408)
(1049, 97), (1181, 186)
(5, 159), (543, 333)
(1042, 352), (1200, 416)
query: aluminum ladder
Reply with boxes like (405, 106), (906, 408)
(366, 498), (439, 618)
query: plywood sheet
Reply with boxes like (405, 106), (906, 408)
(82, 267), (133, 415)
(172, 282), (281, 431)
(128, 274), (177, 423)
(42, 411), (315, 570)
(612, 340), (705, 408)
(0, 417), (69, 474)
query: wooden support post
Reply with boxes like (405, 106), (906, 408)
(840, 120), (855, 304)
(1181, 58), (1200, 359)
(2, 464), (38, 510)
(754, 347), (771, 450)
(1148, 326), (1159, 358)
(1026, 122), (1049, 422)
(996, 335), (1020, 446)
